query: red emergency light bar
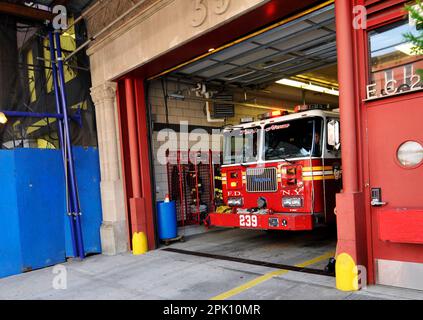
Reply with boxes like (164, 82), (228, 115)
(259, 110), (289, 120)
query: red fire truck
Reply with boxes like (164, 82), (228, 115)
(207, 105), (342, 231)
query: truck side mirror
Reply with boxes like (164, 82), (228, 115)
(327, 120), (341, 150)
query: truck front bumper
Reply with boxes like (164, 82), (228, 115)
(206, 212), (314, 231)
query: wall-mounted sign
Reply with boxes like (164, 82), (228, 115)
(366, 73), (422, 100)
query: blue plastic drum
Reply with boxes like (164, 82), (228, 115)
(157, 201), (178, 240)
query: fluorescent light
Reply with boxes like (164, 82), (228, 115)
(276, 78), (339, 96)
(0, 112), (8, 124)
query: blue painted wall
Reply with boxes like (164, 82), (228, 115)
(65, 147), (102, 257)
(15, 150), (67, 271)
(0, 147), (102, 278)
(0, 152), (23, 278)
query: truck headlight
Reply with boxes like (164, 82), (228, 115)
(228, 197), (243, 207)
(282, 197), (303, 208)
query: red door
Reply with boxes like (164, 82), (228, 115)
(366, 93), (423, 290)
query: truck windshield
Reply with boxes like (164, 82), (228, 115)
(265, 117), (323, 160)
(223, 127), (260, 165)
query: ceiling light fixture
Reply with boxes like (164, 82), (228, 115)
(276, 78), (339, 96)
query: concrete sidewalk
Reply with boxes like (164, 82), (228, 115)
(0, 228), (422, 300)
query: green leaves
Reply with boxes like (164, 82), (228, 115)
(404, 1), (423, 73)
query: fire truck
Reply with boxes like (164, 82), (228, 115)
(207, 105), (342, 231)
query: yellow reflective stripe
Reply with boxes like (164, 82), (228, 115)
(303, 175), (335, 181)
(302, 166), (333, 172)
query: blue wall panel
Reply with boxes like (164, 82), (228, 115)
(15, 150), (66, 271)
(0, 152), (22, 278)
(65, 147), (102, 257)
(0, 147), (103, 278)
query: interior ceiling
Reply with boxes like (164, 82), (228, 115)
(171, 4), (337, 89)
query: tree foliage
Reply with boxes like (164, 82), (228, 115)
(404, 1), (423, 76)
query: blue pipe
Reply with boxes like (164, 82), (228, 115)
(2, 111), (64, 119)
(1, 110), (82, 125)
(54, 31), (85, 260)
(48, 31), (78, 259)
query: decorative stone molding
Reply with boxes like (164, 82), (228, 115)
(85, 0), (267, 85)
(91, 81), (117, 105)
(84, 0), (166, 50)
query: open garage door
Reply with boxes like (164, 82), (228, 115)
(144, 2), (341, 281)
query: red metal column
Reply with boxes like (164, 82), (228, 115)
(134, 79), (156, 250)
(116, 81), (134, 246)
(334, 0), (367, 286)
(124, 78), (148, 241)
(336, 0), (359, 194)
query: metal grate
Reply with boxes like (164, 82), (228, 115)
(246, 167), (278, 193)
(167, 151), (221, 226)
(213, 93), (234, 118)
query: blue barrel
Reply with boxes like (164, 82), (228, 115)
(157, 201), (178, 240)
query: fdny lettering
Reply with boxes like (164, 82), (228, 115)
(282, 189), (302, 196)
(228, 191), (242, 197)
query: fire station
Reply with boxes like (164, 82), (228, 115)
(0, 0), (422, 298)
(85, 0), (423, 292)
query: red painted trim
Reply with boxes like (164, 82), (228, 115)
(366, 0), (407, 15)
(353, 9), (376, 284)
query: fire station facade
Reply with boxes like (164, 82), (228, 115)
(87, 0), (423, 291)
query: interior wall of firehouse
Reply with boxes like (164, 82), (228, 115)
(114, 0), (423, 292)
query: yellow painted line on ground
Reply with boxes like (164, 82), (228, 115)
(210, 251), (335, 301)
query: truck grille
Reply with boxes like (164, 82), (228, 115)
(246, 168), (278, 193)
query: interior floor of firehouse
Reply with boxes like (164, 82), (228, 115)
(149, 4), (341, 276)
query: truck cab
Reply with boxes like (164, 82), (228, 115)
(207, 105), (342, 231)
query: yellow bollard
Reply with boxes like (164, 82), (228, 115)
(336, 253), (359, 291)
(132, 232), (148, 255)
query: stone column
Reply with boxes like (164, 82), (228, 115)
(91, 82), (128, 255)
